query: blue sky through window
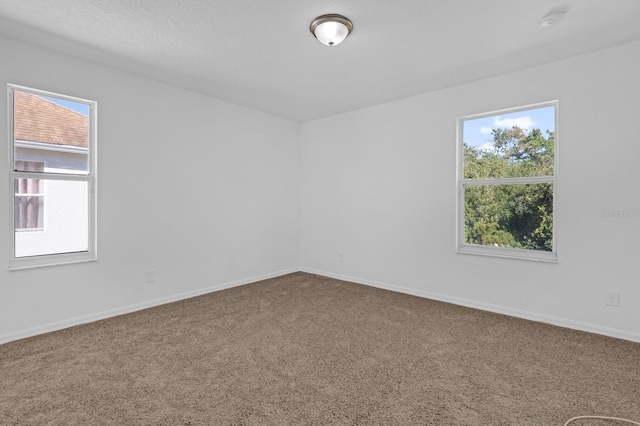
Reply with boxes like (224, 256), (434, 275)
(42, 96), (89, 116)
(463, 106), (555, 151)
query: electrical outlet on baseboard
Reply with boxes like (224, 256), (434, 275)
(605, 290), (620, 307)
(145, 270), (155, 283)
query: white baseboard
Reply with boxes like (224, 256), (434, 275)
(300, 267), (640, 343)
(0, 268), (299, 345)
(4, 266), (638, 345)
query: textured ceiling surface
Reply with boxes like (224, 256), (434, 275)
(1, 0), (639, 122)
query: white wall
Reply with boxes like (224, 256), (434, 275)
(2, 34), (639, 344)
(0, 35), (300, 342)
(300, 40), (640, 341)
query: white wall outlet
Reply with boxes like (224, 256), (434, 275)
(145, 270), (155, 283)
(338, 252), (345, 263)
(605, 290), (620, 307)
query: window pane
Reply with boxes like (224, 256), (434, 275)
(463, 106), (554, 179)
(13, 90), (89, 174)
(14, 179), (89, 258)
(464, 183), (553, 252)
(14, 174), (44, 230)
(15, 196), (44, 230)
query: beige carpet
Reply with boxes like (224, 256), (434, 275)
(1, 272), (639, 425)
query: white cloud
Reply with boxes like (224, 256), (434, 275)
(480, 126), (493, 135)
(479, 142), (495, 152)
(493, 115), (536, 130)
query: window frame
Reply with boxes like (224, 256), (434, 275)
(7, 84), (97, 270)
(455, 101), (558, 262)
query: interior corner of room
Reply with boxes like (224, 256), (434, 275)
(1, 1), (639, 346)
(1, 2), (639, 423)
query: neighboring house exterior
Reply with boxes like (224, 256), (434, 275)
(13, 91), (89, 258)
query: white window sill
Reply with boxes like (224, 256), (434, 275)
(456, 244), (557, 262)
(9, 253), (97, 270)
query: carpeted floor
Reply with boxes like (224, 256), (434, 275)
(1, 272), (639, 425)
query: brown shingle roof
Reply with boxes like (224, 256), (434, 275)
(14, 91), (88, 148)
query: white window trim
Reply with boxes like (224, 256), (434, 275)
(455, 100), (558, 262)
(8, 84), (98, 270)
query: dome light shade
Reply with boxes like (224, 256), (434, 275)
(310, 14), (353, 47)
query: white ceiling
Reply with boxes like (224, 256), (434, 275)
(1, 0), (639, 122)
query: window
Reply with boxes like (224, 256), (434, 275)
(8, 85), (97, 269)
(456, 102), (557, 261)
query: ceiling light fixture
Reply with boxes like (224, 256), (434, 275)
(310, 14), (353, 47)
(541, 11), (566, 27)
